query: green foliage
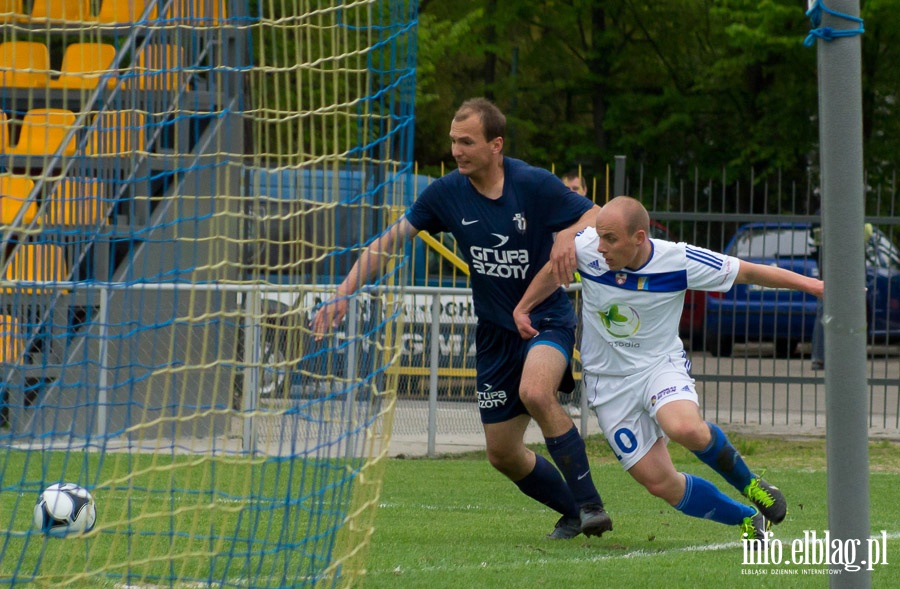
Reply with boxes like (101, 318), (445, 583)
(247, 1), (416, 167)
(414, 8), (485, 167)
(242, 0), (900, 199)
(860, 0), (900, 188)
(243, 1), (900, 207)
(415, 0), (900, 197)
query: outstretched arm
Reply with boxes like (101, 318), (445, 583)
(313, 217), (418, 339)
(734, 260), (824, 298)
(551, 205), (601, 287)
(513, 261), (563, 339)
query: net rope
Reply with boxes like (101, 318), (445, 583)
(0, 1), (417, 587)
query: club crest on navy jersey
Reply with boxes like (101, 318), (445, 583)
(513, 213), (526, 234)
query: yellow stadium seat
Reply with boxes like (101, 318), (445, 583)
(0, 1), (24, 22)
(0, 174), (37, 225)
(43, 177), (107, 226)
(49, 43), (118, 90)
(7, 108), (78, 157)
(127, 44), (185, 91)
(29, 0), (91, 21)
(0, 314), (21, 363)
(96, 0), (158, 24)
(85, 110), (146, 155)
(3, 243), (69, 294)
(0, 41), (50, 88)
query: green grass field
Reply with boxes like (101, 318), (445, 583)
(363, 435), (899, 589)
(1, 435), (896, 587)
(0, 450), (364, 587)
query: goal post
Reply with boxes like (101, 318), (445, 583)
(0, 1), (417, 587)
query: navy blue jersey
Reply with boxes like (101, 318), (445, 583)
(405, 157), (594, 333)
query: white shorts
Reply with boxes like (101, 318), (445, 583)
(584, 354), (698, 471)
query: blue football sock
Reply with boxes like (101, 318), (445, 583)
(514, 454), (579, 517)
(692, 422), (754, 493)
(545, 426), (603, 507)
(674, 473), (756, 525)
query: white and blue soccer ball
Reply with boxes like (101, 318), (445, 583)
(33, 482), (97, 538)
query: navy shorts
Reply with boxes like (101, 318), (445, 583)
(475, 319), (576, 424)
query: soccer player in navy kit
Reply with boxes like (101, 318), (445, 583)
(514, 196), (823, 543)
(314, 98), (611, 539)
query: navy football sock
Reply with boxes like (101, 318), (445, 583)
(674, 473), (755, 525)
(514, 454), (579, 517)
(692, 422), (754, 493)
(545, 426), (603, 507)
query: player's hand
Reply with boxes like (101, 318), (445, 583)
(550, 228), (578, 287)
(811, 278), (825, 299)
(312, 297), (348, 341)
(512, 306), (539, 340)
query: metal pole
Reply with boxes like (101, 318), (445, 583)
(346, 297), (359, 451)
(241, 288), (261, 455)
(813, 1), (870, 584)
(96, 286), (109, 438)
(427, 295), (441, 458)
(347, 298), (359, 384)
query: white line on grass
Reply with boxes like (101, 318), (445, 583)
(379, 502), (494, 511)
(368, 531), (900, 577)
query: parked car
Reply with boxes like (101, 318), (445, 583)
(704, 222), (900, 357)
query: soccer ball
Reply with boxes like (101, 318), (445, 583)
(33, 482), (97, 538)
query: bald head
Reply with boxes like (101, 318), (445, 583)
(601, 196), (650, 234)
(594, 196), (652, 270)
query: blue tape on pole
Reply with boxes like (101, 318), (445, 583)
(804, 0), (865, 46)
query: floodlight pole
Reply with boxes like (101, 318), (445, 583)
(813, 1), (870, 585)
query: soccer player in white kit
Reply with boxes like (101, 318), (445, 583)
(513, 196), (824, 542)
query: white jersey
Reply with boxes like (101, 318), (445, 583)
(575, 227), (740, 376)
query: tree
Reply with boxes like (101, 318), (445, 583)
(411, 0), (900, 203)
